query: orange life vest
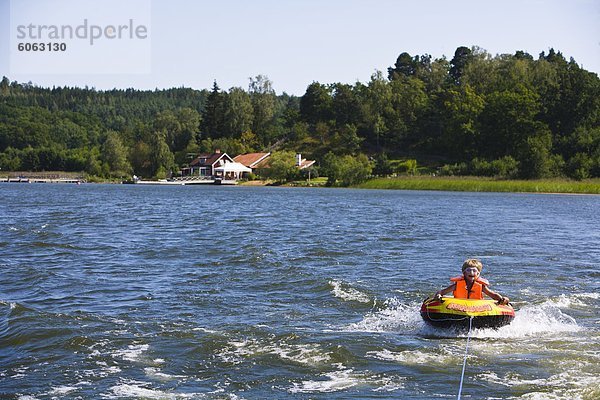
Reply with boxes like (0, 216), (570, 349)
(450, 276), (490, 299)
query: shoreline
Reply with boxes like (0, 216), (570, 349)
(3, 175), (600, 195)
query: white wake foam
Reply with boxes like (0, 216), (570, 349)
(217, 339), (331, 367)
(479, 369), (600, 400)
(366, 347), (460, 365)
(111, 343), (153, 363)
(343, 298), (423, 333)
(470, 299), (580, 340)
(144, 367), (186, 382)
(108, 380), (203, 399)
(329, 280), (371, 303)
(288, 367), (405, 394)
(289, 369), (360, 393)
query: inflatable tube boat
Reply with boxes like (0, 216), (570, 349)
(420, 297), (515, 329)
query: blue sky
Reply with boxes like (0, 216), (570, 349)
(1, 0), (599, 95)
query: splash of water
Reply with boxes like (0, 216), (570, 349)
(329, 280), (371, 303)
(343, 295), (582, 339)
(342, 298), (423, 333)
(471, 297), (581, 339)
(288, 367), (405, 394)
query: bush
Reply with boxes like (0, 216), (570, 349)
(0, 148), (22, 170)
(339, 154), (372, 186)
(321, 152), (372, 186)
(567, 153), (593, 180)
(263, 150), (299, 183)
(439, 157), (519, 178)
(155, 166), (168, 180)
(299, 166), (318, 180)
(390, 159), (418, 175)
(489, 156), (519, 178)
(468, 157), (519, 178)
(373, 153), (392, 176)
(547, 154), (566, 177)
(401, 159), (418, 175)
(439, 162), (468, 176)
(518, 133), (553, 179)
(321, 152), (342, 186)
(591, 154), (600, 178)
(470, 158), (493, 176)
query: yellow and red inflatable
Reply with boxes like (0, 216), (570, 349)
(421, 296), (515, 329)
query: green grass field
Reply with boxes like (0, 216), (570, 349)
(357, 176), (600, 194)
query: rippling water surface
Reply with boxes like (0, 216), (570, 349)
(1, 184), (599, 399)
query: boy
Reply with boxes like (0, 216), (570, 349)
(434, 259), (510, 305)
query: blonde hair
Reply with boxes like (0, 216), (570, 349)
(462, 259), (483, 272)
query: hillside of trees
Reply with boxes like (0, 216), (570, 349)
(1, 46), (599, 181)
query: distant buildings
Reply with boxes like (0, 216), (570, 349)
(181, 150), (315, 181)
(182, 150), (251, 181)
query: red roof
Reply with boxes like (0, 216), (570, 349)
(233, 152), (271, 168)
(299, 159), (316, 169)
(190, 152), (233, 167)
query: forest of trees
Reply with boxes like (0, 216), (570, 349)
(1, 46), (599, 181)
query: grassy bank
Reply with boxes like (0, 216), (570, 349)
(357, 176), (600, 194)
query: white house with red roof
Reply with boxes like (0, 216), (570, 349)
(181, 150), (251, 182)
(183, 150), (234, 177)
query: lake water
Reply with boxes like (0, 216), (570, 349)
(1, 183), (599, 399)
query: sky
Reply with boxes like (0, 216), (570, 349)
(1, 0), (599, 95)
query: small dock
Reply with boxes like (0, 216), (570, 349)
(4, 172), (84, 184)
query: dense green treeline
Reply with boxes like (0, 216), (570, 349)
(1, 46), (599, 180)
(296, 47), (600, 180)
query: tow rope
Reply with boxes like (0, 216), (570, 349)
(457, 316), (474, 400)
